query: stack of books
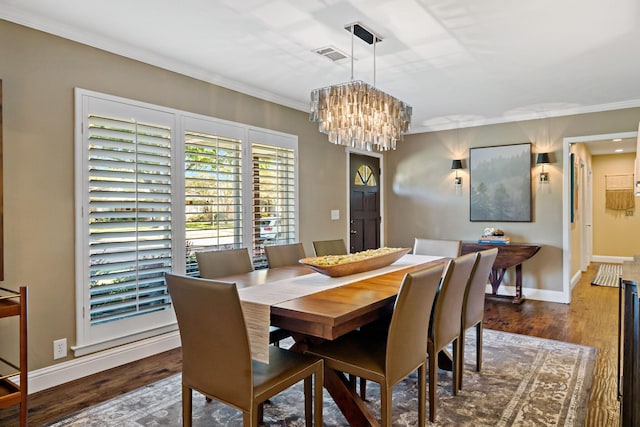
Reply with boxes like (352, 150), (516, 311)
(478, 235), (510, 244)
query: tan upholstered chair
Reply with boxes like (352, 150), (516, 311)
(413, 238), (461, 257)
(427, 252), (479, 422)
(312, 239), (347, 256)
(307, 264), (444, 427)
(165, 273), (323, 427)
(195, 247), (289, 345)
(458, 248), (498, 391)
(264, 243), (306, 268)
(195, 248), (254, 279)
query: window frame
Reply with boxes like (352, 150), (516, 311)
(74, 89), (298, 355)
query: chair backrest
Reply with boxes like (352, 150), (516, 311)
(313, 239), (347, 256)
(413, 238), (461, 257)
(386, 264), (444, 385)
(462, 248), (498, 329)
(264, 243), (306, 268)
(430, 252), (479, 349)
(165, 273), (253, 409)
(196, 248), (253, 279)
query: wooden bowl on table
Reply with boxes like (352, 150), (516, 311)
(298, 247), (411, 277)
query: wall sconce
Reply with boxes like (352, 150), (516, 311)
(536, 152), (550, 183)
(451, 159), (463, 186)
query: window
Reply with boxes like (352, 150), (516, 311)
(75, 90), (297, 354)
(354, 164), (377, 186)
(183, 128), (243, 275)
(250, 130), (298, 268)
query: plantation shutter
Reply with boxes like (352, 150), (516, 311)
(85, 112), (173, 326)
(251, 137), (297, 267)
(184, 130), (243, 275)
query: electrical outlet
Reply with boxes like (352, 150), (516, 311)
(53, 338), (67, 360)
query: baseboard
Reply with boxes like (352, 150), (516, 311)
(571, 270), (582, 290)
(485, 284), (567, 303)
(592, 255), (634, 264)
(21, 331), (181, 394)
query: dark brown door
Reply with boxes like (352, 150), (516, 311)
(349, 153), (380, 253)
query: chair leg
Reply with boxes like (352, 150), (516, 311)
(427, 343), (437, 422)
(182, 385), (192, 427)
(380, 383), (392, 427)
(250, 401), (262, 427)
(304, 376), (312, 426)
(452, 337), (460, 396)
(476, 322), (483, 371)
(314, 366), (324, 426)
(418, 364), (426, 427)
(360, 378), (367, 400)
(348, 374), (356, 391)
(457, 328), (466, 392)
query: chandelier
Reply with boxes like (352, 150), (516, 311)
(309, 23), (412, 151)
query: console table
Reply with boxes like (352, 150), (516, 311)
(461, 242), (541, 304)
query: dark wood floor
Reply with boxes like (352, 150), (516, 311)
(0, 263), (620, 426)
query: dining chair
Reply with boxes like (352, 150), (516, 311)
(165, 273), (324, 427)
(312, 239), (347, 256)
(457, 248), (499, 391)
(264, 242), (306, 268)
(195, 247), (289, 346)
(195, 247), (254, 279)
(413, 238), (461, 257)
(307, 264), (444, 427)
(427, 252), (479, 422)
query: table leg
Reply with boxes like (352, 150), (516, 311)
(513, 264), (525, 304)
(325, 369), (379, 427)
(488, 268), (507, 294)
(487, 267), (525, 304)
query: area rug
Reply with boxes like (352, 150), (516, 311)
(47, 329), (596, 426)
(591, 263), (623, 287)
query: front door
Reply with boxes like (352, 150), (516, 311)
(349, 153), (380, 252)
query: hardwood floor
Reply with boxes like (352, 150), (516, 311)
(0, 263), (620, 426)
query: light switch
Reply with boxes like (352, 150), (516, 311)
(331, 209), (340, 220)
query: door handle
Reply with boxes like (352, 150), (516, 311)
(350, 230), (357, 235)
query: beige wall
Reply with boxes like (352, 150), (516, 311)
(385, 112), (640, 295)
(2, 18), (640, 374)
(592, 153), (640, 257)
(0, 20), (347, 370)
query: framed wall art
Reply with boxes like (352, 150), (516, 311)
(469, 142), (532, 222)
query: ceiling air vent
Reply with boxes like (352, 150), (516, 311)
(314, 46), (348, 62)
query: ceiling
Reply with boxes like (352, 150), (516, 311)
(583, 137), (637, 156)
(2, 0), (640, 134)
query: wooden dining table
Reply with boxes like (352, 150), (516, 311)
(217, 254), (447, 427)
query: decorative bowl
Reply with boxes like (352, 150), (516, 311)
(299, 247), (411, 277)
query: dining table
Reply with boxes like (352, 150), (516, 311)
(217, 253), (448, 427)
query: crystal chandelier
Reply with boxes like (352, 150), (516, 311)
(309, 23), (412, 151)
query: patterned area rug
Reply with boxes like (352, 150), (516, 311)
(48, 330), (596, 426)
(591, 263), (623, 287)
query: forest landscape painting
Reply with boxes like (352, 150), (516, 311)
(470, 143), (531, 222)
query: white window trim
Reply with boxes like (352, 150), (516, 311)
(73, 88), (298, 356)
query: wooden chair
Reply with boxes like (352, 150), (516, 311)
(195, 248), (254, 279)
(264, 242), (306, 268)
(165, 273), (323, 427)
(307, 264), (444, 427)
(312, 239), (347, 256)
(427, 252), (479, 422)
(196, 247), (289, 345)
(413, 238), (461, 257)
(457, 248), (499, 391)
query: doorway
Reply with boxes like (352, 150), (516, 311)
(563, 130), (637, 302)
(348, 152), (381, 253)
